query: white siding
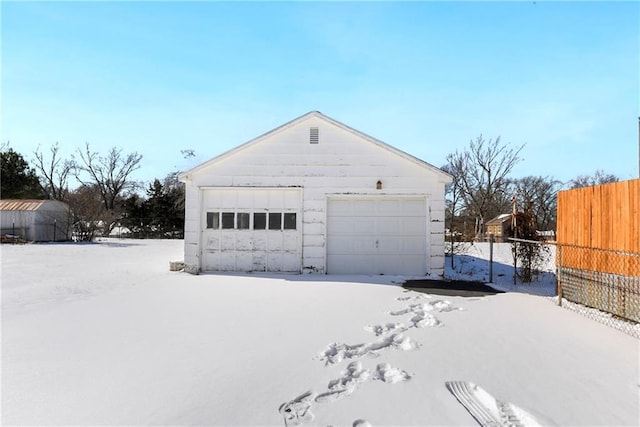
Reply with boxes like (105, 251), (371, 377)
(181, 113), (450, 276)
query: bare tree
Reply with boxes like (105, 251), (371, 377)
(445, 135), (524, 239)
(511, 210), (550, 283)
(66, 184), (108, 241)
(74, 144), (142, 235)
(512, 176), (562, 232)
(33, 143), (75, 201)
(75, 144), (142, 210)
(442, 160), (466, 267)
(569, 169), (619, 189)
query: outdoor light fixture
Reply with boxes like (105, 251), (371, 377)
(376, 180), (382, 190)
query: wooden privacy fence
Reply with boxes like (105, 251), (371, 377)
(557, 179), (639, 254)
(556, 179), (640, 331)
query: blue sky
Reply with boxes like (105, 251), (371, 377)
(2, 1), (639, 188)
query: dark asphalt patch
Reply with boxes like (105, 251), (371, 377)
(402, 279), (504, 297)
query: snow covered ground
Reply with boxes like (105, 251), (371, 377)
(2, 239), (638, 426)
(445, 241), (558, 296)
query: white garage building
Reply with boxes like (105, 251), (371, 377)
(179, 111), (452, 276)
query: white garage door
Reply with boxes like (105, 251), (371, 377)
(327, 197), (427, 275)
(201, 188), (302, 272)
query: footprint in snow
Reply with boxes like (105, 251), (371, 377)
(396, 293), (432, 301)
(279, 391), (315, 426)
(317, 342), (367, 366)
(281, 293), (460, 425)
(318, 332), (420, 366)
(368, 332), (420, 352)
(364, 322), (407, 336)
(283, 360), (410, 425)
(314, 361), (411, 404)
(389, 299), (461, 328)
(374, 362), (412, 384)
(389, 300), (458, 316)
(315, 361), (371, 403)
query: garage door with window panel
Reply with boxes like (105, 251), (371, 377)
(201, 188), (302, 272)
(327, 197), (427, 275)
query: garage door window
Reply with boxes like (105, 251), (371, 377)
(221, 212), (235, 229)
(253, 213), (266, 230)
(268, 212), (282, 230)
(206, 212), (220, 229)
(208, 211), (296, 231)
(237, 212), (250, 229)
(284, 213), (297, 229)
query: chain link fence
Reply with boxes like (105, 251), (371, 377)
(557, 244), (640, 338)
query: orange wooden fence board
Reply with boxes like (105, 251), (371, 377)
(557, 179), (640, 276)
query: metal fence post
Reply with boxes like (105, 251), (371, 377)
(512, 241), (518, 286)
(488, 234), (494, 283)
(557, 244), (563, 307)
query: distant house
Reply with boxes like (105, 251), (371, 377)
(179, 111), (452, 275)
(485, 213), (512, 242)
(0, 200), (71, 242)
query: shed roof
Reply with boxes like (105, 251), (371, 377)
(0, 200), (48, 211)
(485, 213), (512, 225)
(0, 199), (68, 211)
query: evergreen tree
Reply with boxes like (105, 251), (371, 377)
(121, 175), (184, 238)
(1, 147), (45, 199)
(121, 194), (151, 237)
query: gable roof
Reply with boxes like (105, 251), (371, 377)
(180, 111), (452, 183)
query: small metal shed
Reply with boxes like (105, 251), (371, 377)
(0, 199), (71, 242)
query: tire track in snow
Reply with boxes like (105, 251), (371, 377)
(446, 381), (543, 427)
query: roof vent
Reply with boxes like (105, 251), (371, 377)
(310, 127), (319, 144)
